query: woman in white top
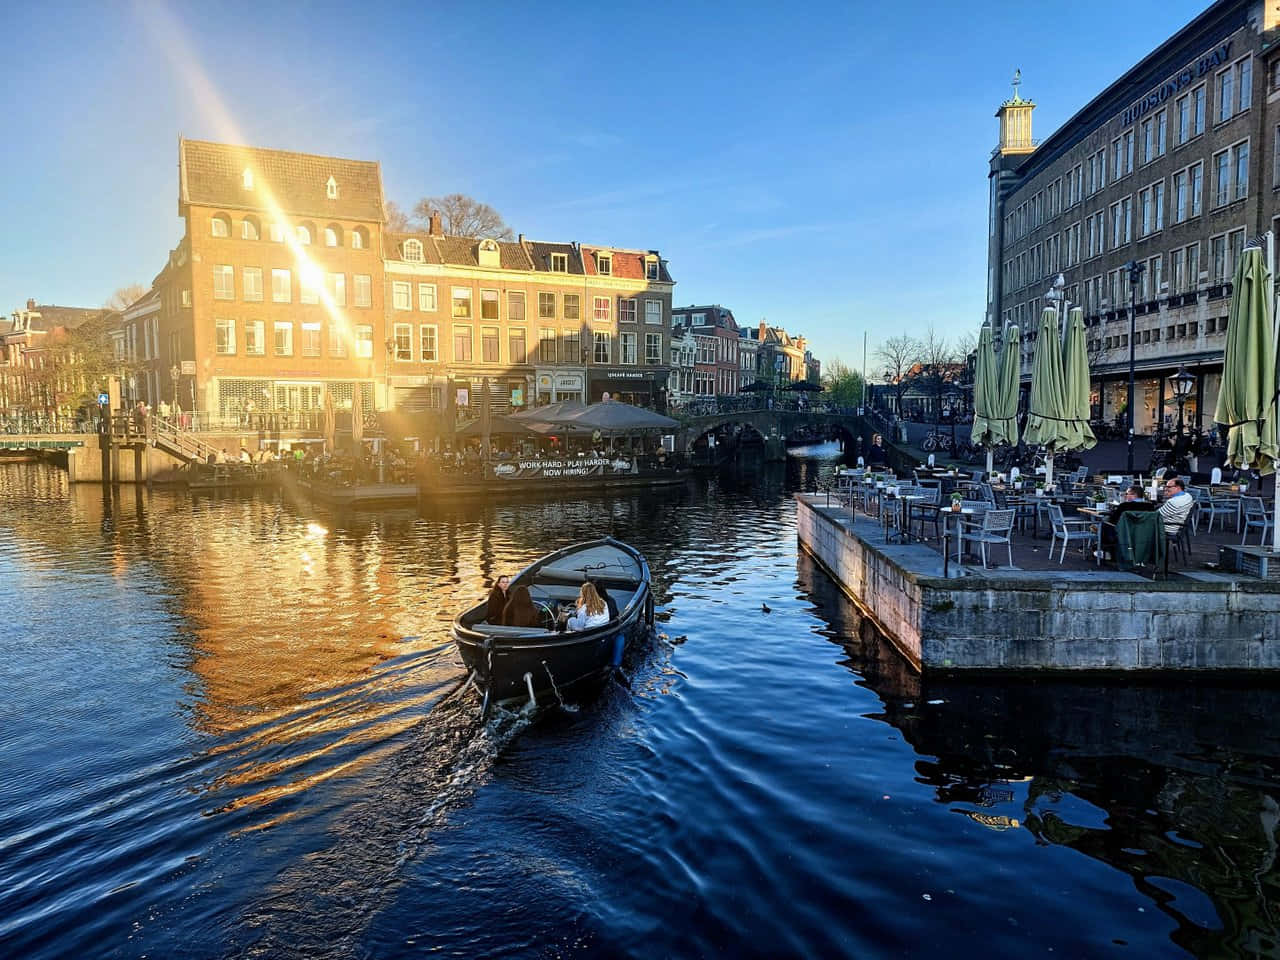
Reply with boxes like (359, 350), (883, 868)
(565, 581), (610, 631)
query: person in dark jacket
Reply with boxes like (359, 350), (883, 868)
(593, 581), (619, 621)
(486, 575), (510, 624)
(1100, 485), (1155, 557)
(501, 586), (542, 628)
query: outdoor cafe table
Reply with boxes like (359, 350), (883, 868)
(882, 493), (926, 543)
(1077, 505), (1108, 566)
(936, 506), (977, 566)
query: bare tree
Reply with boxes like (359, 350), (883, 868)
(105, 284), (147, 312)
(914, 326), (959, 432)
(414, 194), (514, 240)
(874, 334), (920, 416)
(383, 200), (411, 232)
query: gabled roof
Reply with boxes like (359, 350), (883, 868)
(179, 137), (385, 222)
(384, 231), (535, 270)
(676, 304), (738, 332)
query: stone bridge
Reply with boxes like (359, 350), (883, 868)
(676, 410), (874, 457)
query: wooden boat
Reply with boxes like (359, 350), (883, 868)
(452, 538), (654, 717)
(296, 476), (419, 507)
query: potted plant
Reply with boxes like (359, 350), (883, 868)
(1034, 480), (1046, 497)
(950, 491), (964, 512)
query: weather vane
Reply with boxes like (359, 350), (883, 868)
(1011, 69), (1022, 98)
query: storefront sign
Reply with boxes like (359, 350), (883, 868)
(492, 456), (634, 480)
(1120, 40), (1232, 127)
(456, 388), (469, 406)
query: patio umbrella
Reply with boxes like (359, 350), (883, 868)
(351, 382), (363, 447)
(478, 377), (492, 463)
(1214, 243), (1279, 550)
(738, 381), (773, 392)
(455, 414), (535, 437)
(785, 380), (824, 392)
(970, 323), (1000, 474)
(509, 399), (587, 421)
(994, 323), (1022, 455)
(322, 389), (336, 453)
(559, 400), (678, 431)
(1023, 308), (1073, 487)
(1062, 307), (1097, 454)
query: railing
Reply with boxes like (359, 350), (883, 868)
(1, 417), (100, 435)
(151, 417), (221, 465)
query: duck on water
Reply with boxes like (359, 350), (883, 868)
(452, 538), (655, 718)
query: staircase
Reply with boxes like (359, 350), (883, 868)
(152, 417), (221, 465)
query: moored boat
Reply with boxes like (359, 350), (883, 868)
(452, 538), (654, 717)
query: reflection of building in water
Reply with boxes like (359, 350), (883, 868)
(797, 549), (1280, 956)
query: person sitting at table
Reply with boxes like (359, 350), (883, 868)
(865, 434), (887, 466)
(1158, 476), (1195, 536)
(1099, 485), (1155, 557)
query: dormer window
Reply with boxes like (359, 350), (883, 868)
(242, 167), (253, 190)
(597, 253), (612, 275)
(550, 252), (568, 272)
(477, 238), (500, 267)
(326, 176), (338, 199)
(404, 239), (424, 262)
(645, 258), (659, 280)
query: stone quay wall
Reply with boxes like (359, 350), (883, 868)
(796, 494), (1280, 672)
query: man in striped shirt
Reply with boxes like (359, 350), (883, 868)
(1158, 477), (1195, 535)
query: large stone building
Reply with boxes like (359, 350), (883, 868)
(754, 322), (809, 384)
(126, 137), (674, 430)
(987, 0), (1280, 434)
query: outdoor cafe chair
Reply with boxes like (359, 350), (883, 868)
(1047, 503), (1094, 564)
(1166, 513), (1194, 567)
(1241, 496), (1275, 547)
(959, 508), (1016, 569)
(1204, 487), (1239, 533)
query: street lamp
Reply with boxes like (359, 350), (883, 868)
(1170, 365), (1196, 466)
(1123, 259), (1146, 474)
(169, 364), (180, 406)
(1045, 273), (1069, 329)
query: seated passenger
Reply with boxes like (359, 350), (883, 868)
(486, 575), (510, 624)
(564, 582), (609, 631)
(502, 586), (542, 628)
(593, 581), (619, 621)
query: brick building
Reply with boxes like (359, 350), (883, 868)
(987, 0), (1280, 435)
(131, 137), (674, 429)
(672, 304), (740, 395)
(166, 137), (387, 423)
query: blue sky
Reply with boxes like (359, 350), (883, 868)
(1, 0), (1209, 368)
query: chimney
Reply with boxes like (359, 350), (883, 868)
(429, 212), (443, 236)
(27, 298), (36, 311)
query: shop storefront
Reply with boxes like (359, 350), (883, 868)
(452, 376), (530, 414)
(534, 369), (586, 404)
(587, 369), (668, 408)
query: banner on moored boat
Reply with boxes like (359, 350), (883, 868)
(492, 457), (636, 480)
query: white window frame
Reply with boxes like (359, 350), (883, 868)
(452, 286), (472, 319)
(213, 265), (234, 301)
(301, 321), (321, 358)
(354, 273), (372, 308)
(326, 272), (346, 307)
(645, 332), (662, 365)
(273, 321), (293, 357)
(597, 253), (612, 275)
(215, 318), (235, 355)
(419, 283), (437, 312)
(245, 319), (265, 356)
(480, 288), (500, 322)
(404, 239), (424, 263)
(242, 266), (263, 302)
(619, 298), (637, 323)
(452, 324), (474, 362)
(393, 281), (412, 311)
(593, 296), (611, 322)
(550, 252), (568, 272)
(356, 324), (373, 358)
(644, 299), (662, 324)
(593, 331), (610, 364)
(272, 268), (291, 303)
(420, 324), (438, 362)
(393, 322), (412, 361)
(620, 331), (637, 365)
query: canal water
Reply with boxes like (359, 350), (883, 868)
(1, 448), (1278, 958)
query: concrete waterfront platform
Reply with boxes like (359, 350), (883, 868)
(795, 493), (1280, 673)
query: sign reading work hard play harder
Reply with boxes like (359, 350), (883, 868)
(491, 457), (635, 480)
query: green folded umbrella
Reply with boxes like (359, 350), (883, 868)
(994, 323), (1021, 449)
(1214, 246), (1278, 476)
(1024, 308), (1073, 451)
(1062, 307), (1096, 452)
(970, 324), (1000, 448)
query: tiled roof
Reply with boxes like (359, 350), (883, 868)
(524, 241), (585, 275)
(384, 231), (535, 270)
(677, 304), (738, 332)
(581, 246), (673, 282)
(179, 138), (384, 222)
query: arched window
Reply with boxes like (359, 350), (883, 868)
(324, 224), (342, 247)
(352, 226), (369, 250)
(403, 239), (424, 262)
(296, 223), (313, 245)
(326, 176), (338, 199)
(241, 216), (261, 240)
(211, 213), (231, 238)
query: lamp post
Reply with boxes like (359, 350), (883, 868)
(169, 364), (179, 407)
(1123, 260), (1146, 474)
(1170, 364), (1196, 469)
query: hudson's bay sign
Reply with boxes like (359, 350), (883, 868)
(1121, 40), (1233, 126)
